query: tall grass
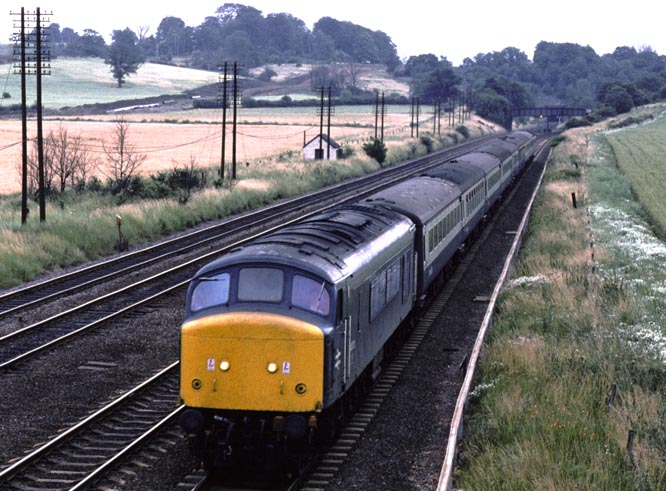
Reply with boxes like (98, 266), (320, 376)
(456, 110), (666, 489)
(0, 127), (486, 289)
(0, 161), (352, 289)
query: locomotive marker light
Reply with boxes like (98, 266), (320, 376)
(219, 360), (230, 371)
(267, 362), (278, 373)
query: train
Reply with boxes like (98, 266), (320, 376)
(178, 130), (537, 471)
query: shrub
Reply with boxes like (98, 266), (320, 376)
(362, 139), (387, 164)
(563, 117), (591, 129)
(257, 67), (277, 82)
(419, 135), (434, 153)
(455, 125), (470, 139)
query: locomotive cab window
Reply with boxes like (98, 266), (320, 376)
(190, 272), (231, 311)
(291, 274), (331, 316)
(238, 267), (284, 302)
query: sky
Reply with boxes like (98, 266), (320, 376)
(3, 0), (665, 66)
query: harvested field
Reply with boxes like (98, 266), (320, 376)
(0, 105), (500, 195)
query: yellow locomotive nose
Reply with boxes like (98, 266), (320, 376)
(180, 312), (324, 412)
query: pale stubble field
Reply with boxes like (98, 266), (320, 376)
(0, 106), (419, 194)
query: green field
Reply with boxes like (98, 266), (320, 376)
(605, 110), (666, 236)
(0, 57), (219, 109)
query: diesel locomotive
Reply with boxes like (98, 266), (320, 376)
(178, 130), (537, 470)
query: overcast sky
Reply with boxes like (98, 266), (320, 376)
(4, 0), (665, 65)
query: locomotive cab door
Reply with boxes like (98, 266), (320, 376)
(335, 286), (356, 388)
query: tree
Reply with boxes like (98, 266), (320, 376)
(410, 57), (459, 103)
(264, 13), (310, 58)
(63, 29), (107, 57)
(103, 119), (147, 194)
(473, 88), (512, 128)
(105, 29), (145, 88)
(598, 82), (634, 114)
(47, 125), (78, 192)
(363, 139), (387, 165)
(313, 17), (397, 66)
(156, 17), (193, 59)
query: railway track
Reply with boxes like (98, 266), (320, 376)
(0, 137), (502, 371)
(0, 134), (543, 491)
(0, 363), (181, 491)
(0, 135), (498, 323)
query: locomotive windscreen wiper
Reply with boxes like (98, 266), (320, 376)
(316, 282), (326, 308)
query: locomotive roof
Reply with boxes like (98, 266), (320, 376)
(476, 140), (516, 162)
(506, 130), (534, 146)
(450, 152), (501, 174)
(361, 176), (460, 226)
(194, 204), (414, 284)
(422, 159), (485, 192)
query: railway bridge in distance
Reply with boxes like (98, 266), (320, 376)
(510, 106), (590, 130)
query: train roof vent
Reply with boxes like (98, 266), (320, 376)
(298, 247), (346, 269)
(329, 212), (370, 229)
(366, 197), (396, 205)
(316, 225), (364, 245)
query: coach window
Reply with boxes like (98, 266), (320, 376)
(190, 272), (230, 311)
(291, 274), (331, 316)
(238, 268), (284, 302)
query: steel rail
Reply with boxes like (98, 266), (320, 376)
(68, 406), (184, 491)
(437, 141), (552, 490)
(0, 138), (500, 371)
(0, 361), (180, 483)
(0, 135), (497, 320)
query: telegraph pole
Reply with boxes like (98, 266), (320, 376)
(232, 61), (239, 180)
(374, 91), (379, 141)
(12, 7), (51, 223)
(219, 62), (228, 181)
(326, 86), (332, 159)
(380, 92), (385, 144)
(318, 86), (324, 159)
(18, 8), (28, 224)
(35, 8), (45, 221)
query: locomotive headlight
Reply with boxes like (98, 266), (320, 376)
(219, 360), (230, 372)
(267, 362), (278, 374)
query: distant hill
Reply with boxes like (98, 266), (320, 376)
(0, 56), (219, 110)
(0, 55), (410, 115)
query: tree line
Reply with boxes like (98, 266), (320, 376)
(459, 43), (666, 126)
(45, 3), (400, 72)
(43, 3), (666, 128)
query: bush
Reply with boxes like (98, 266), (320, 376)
(257, 67), (277, 82)
(362, 139), (387, 164)
(563, 117), (591, 129)
(419, 135), (434, 153)
(87, 176), (104, 193)
(455, 125), (470, 139)
(2, 92), (10, 99)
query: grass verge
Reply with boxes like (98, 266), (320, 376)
(455, 108), (666, 490)
(0, 127), (486, 289)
